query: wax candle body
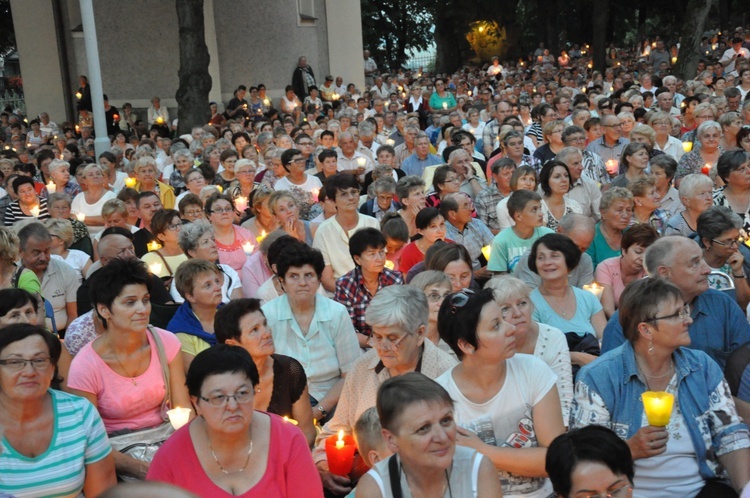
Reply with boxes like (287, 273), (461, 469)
(642, 391), (674, 427)
(325, 434), (357, 476)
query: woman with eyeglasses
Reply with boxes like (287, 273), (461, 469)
(649, 111), (685, 162)
(425, 164), (462, 210)
(713, 150), (750, 236)
(206, 193), (256, 273)
(175, 168), (208, 207)
(146, 345), (322, 497)
(409, 270), (458, 359)
(227, 159), (260, 212)
(674, 121), (724, 183)
(571, 278), (750, 498)
(435, 287), (564, 497)
(0, 324), (116, 496)
(312, 285), (457, 495)
(697, 206), (750, 311)
(141, 209), (188, 282)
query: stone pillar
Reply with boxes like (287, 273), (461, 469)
(324, 0), (364, 90)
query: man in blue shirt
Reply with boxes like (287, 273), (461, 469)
(400, 133), (442, 177)
(585, 114), (630, 166)
(602, 236), (750, 370)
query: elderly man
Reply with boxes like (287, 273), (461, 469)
(601, 236), (750, 370)
(133, 191), (163, 257)
(393, 124), (419, 169)
(557, 146), (601, 220)
(475, 157), (514, 234)
(442, 192), (494, 276)
(482, 101), (513, 158)
(585, 114), (630, 166)
(388, 113), (408, 147)
(18, 222), (79, 332)
(370, 76), (390, 100)
(400, 132), (442, 177)
(336, 131), (374, 184)
(363, 50), (378, 87)
(445, 148), (487, 199)
(654, 87), (680, 116)
(662, 75), (685, 107)
(292, 56), (316, 100)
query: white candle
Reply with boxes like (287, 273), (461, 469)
(30, 206), (40, 218)
(242, 241), (255, 254)
(46, 182), (56, 194)
(75, 212), (85, 222)
(356, 157), (367, 168)
(583, 282), (604, 299)
(167, 407), (191, 430)
(235, 196), (248, 213)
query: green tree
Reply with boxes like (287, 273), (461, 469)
(361, 0), (433, 71)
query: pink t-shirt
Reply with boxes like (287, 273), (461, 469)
(67, 327), (181, 433)
(147, 413), (324, 498)
(595, 256), (646, 308)
(217, 225), (255, 273)
(241, 250), (274, 298)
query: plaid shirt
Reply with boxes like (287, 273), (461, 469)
(334, 267), (403, 336)
(474, 183), (505, 232)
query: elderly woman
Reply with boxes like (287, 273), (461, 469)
(649, 154), (682, 216)
(713, 150), (750, 235)
(596, 224), (659, 318)
(215, 299), (316, 446)
(664, 174), (714, 237)
(409, 270), (456, 358)
(261, 244), (360, 425)
(533, 119), (566, 164)
(70, 164), (116, 234)
(571, 278), (750, 498)
(146, 345), (322, 497)
(45, 218), (92, 283)
(628, 177), (668, 234)
(227, 158), (258, 207)
(0, 324), (116, 495)
(435, 288), (565, 497)
(425, 164), (462, 209)
(356, 373), (501, 497)
(67, 258), (192, 480)
(675, 121), (724, 182)
(697, 206), (750, 310)
(167, 259), (223, 371)
(609, 142), (650, 188)
(205, 193), (256, 273)
(4, 176), (50, 226)
(45, 158), (81, 197)
(496, 165), (538, 231)
(173, 219), (242, 304)
(546, 426), (635, 498)
(47, 192), (90, 245)
(141, 209), (188, 281)
(269, 190), (318, 246)
(175, 168), (208, 206)
(719, 111), (743, 151)
(530, 233), (607, 367)
(134, 155), (175, 209)
(649, 111), (685, 161)
(177, 193), (204, 223)
(168, 149), (195, 195)
(539, 160), (583, 231)
(241, 186), (279, 242)
(312, 285), (457, 495)
(213, 148), (238, 192)
(586, 187), (634, 268)
(486, 275), (573, 425)
(199, 144), (221, 183)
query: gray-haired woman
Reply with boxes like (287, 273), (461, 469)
(409, 270), (457, 359)
(312, 284), (457, 495)
(664, 174), (714, 236)
(675, 120), (724, 182)
(172, 219), (243, 304)
(713, 150), (750, 235)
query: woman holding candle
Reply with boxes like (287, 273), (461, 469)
(141, 209), (188, 282)
(215, 298), (316, 447)
(4, 176), (50, 226)
(134, 156), (176, 210)
(649, 111), (685, 162)
(434, 288), (565, 497)
(67, 258), (192, 480)
(539, 160), (583, 231)
(213, 149), (238, 192)
(0, 324), (116, 496)
(596, 224), (659, 318)
(664, 174), (714, 237)
(228, 159), (259, 209)
(355, 372), (502, 498)
(206, 193), (256, 273)
(268, 191), (318, 246)
(241, 186), (279, 242)
(45, 159), (81, 197)
(280, 85), (302, 115)
(609, 142), (650, 188)
(571, 277), (750, 498)
(71, 164), (116, 234)
(147, 345), (323, 497)
(675, 121), (724, 182)
(586, 187), (634, 268)
(429, 78), (457, 114)
(713, 150), (750, 235)
(313, 285), (457, 495)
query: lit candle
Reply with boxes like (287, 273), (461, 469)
(124, 177), (137, 188)
(582, 282), (604, 299)
(442, 102), (448, 110)
(651, 42), (656, 48)
(75, 92), (82, 100)
(467, 90), (472, 97)
(682, 142), (693, 153)
(481, 245), (492, 261)
(331, 94), (339, 101)
(243, 103), (248, 109)
(282, 416), (299, 425)
(75, 212), (86, 222)
(605, 159), (619, 175)
(701, 163), (712, 175)
(242, 241), (255, 254)
(235, 196), (248, 212)
(325, 430), (357, 476)
(46, 181), (56, 194)
(385, 139), (395, 147)
(156, 116), (165, 125)
(30, 206), (40, 218)
(147, 240), (162, 252)
(581, 86), (587, 92)
(642, 391), (674, 427)
(263, 98), (271, 106)
(384, 260), (395, 270)
(398, 86), (403, 92)
(113, 114), (120, 122)
(216, 185), (223, 193)
(671, 56), (677, 64)
(75, 125), (80, 133)
(166, 407), (192, 430)
(356, 157), (367, 168)
(149, 262), (163, 275)
(311, 188), (320, 203)
(256, 230), (267, 243)
(587, 62), (593, 69)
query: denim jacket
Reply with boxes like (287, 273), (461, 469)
(571, 341), (750, 481)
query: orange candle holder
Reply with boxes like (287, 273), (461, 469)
(325, 431), (357, 476)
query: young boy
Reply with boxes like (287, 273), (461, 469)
(487, 190), (553, 273)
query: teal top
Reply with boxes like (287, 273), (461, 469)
(586, 223), (621, 269)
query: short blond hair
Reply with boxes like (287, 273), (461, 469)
(353, 407), (386, 467)
(44, 218), (74, 248)
(101, 198), (128, 219)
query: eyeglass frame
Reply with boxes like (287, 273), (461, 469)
(0, 357), (53, 371)
(367, 332), (410, 351)
(199, 389), (254, 407)
(577, 482), (633, 498)
(644, 303), (691, 323)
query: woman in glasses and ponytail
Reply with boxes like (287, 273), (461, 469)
(434, 287), (564, 498)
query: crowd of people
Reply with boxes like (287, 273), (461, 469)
(2, 24), (750, 498)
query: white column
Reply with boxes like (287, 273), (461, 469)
(325, 0), (365, 90)
(79, 0), (109, 158)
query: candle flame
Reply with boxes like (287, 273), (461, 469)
(125, 177), (137, 188)
(75, 212), (86, 222)
(242, 241), (255, 253)
(149, 262), (163, 275)
(384, 260), (395, 270)
(256, 230), (267, 243)
(147, 241), (162, 252)
(30, 206), (40, 218)
(338, 430), (344, 441)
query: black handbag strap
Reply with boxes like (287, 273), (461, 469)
(388, 454), (403, 498)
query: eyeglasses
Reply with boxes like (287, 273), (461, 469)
(367, 333), (409, 350)
(184, 209), (203, 217)
(449, 289), (475, 314)
(426, 291), (452, 303)
(645, 304), (691, 323)
(297, 141), (314, 146)
(290, 158), (306, 164)
(199, 389), (253, 406)
(236, 169), (256, 175)
(211, 207), (234, 214)
(712, 237), (744, 247)
(0, 357), (52, 371)
(360, 250), (386, 260)
(166, 223), (182, 232)
(578, 483), (632, 498)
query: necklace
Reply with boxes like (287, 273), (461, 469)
(105, 334), (145, 386)
(634, 354), (674, 391)
(541, 286), (571, 317)
(207, 427), (254, 475)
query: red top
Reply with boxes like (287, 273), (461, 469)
(398, 240), (426, 274)
(147, 413), (323, 497)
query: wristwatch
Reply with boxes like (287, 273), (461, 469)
(316, 404), (328, 419)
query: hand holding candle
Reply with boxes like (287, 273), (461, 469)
(325, 430), (357, 476)
(75, 212), (86, 223)
(242, 241), (255, 254)
(605, 159), (619, 175)
(30, 206), (40, 218)
(642, 391), (674, 427)
(149, 262), (163, 275)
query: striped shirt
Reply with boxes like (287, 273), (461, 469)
(0, 389), (111, 497)
(3, 198), (50, 227)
